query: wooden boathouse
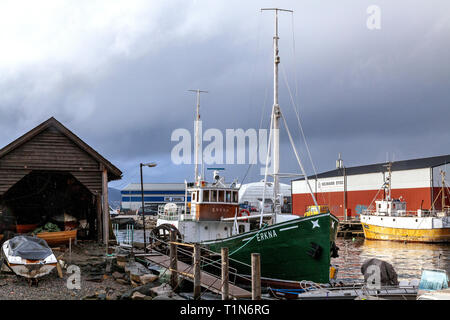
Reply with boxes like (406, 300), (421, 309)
(0, 117), (122, 243)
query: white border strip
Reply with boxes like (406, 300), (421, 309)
(279, 225), (298, 232)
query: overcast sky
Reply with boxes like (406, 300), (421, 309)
(0, 0), (449, 189)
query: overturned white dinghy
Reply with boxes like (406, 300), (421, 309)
(1, 235), (57, 279)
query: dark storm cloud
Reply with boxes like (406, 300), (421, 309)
(0, 1), (449, 188)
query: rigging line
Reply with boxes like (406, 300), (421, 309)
(240, 82), (270, 188)
(289, 11), (327, 204)
(281, 64), (318, 178)
(280, 109), (318, 207)
(239, 13), (272, 188)
(366, 187), (384, 212)
(280, 64), (325, 204)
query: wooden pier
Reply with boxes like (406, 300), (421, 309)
(144, 252), (252, 299)
(337, 220), (364, 238)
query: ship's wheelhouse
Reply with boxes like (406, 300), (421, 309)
(191, 188), (239, 204)
(189, 186), (239, 221)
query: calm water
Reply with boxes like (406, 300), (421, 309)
(114, 229), (450, 282)
(333, 238), (450, 282)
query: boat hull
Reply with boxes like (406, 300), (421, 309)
(361, 214), (450, 243)
(16, 224), (39, 234)
(1, 241), (57, 279)
(7, 263), (57, 279)
(36, 229), (77, 246)
(202, 213), (339, 284)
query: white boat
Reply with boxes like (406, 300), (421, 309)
(360, 163), (450, 242)
(1, 235), (58, 280)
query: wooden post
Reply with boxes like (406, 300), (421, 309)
(69, 238), (72, 264)
(169, 231), (178, 289)
(221, 247), (229, 300)
(96, 194), (102, 243)
(251, 253), (261, 300)
(193, 243), (201, 300)
(101, 167), (109, 248)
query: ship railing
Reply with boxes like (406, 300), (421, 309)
(157, 204), (186, 221)
(361, 209), (446, 218)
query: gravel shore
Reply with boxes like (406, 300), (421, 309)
(0, 241), (132, 300)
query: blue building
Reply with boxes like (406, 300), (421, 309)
(120, 183), (190, 212)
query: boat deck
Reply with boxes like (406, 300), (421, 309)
(144, 253), (251, 299)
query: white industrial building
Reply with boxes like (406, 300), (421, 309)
(238, 181), (291, 208)
(291, 155), (450, 220)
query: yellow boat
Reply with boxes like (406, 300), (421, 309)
(360, 163), (450, 243)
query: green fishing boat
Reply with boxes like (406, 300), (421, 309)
(203, 212), (339, 284)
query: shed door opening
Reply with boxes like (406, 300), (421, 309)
(0, 170), (97, 239)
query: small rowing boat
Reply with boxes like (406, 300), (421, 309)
(1, 235), (57, 280)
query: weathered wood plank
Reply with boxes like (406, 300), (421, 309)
(145, 254), (251, 299)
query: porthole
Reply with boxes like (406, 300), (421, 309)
(415, 219), (418, 222)
(204, 226), (208, 230)
(393, 219), (396, 222)
(224, 227), (228, 231)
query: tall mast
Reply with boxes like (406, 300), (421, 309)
(261, 8), (292, 216)
(384, 162), (392, 201)
(189, 89), (208, 184)
(441, 170), (446, 210)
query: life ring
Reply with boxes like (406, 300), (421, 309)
(239, 209), (250, 222)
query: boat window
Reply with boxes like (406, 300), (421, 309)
(226, 191), (231, 203)
(219, 190), (224, 202)
(212, 190), (218, 202)
(233, 191), (238, 203)
(192, 191), (197, 202)
(239, 225), (245, 233)
(203, 190), (210, 202)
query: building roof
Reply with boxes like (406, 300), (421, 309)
(0, 117), (122, 180)
(294, 154), (450, 181)
(122, 183), (186, 191)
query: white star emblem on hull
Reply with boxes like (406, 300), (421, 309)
(311, 219), (320, 229)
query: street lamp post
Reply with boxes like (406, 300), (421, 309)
(140, 162), (157, 253)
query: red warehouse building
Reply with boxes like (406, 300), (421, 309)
(291, 155), (450, 220)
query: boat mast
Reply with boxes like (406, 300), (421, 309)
(189, 89), (208, 184)
(262, 8), (292, 218)
(384, 162), (392, 201)
(441, 170), (446, 210)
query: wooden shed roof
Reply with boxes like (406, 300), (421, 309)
(0, 117), (122, 181)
